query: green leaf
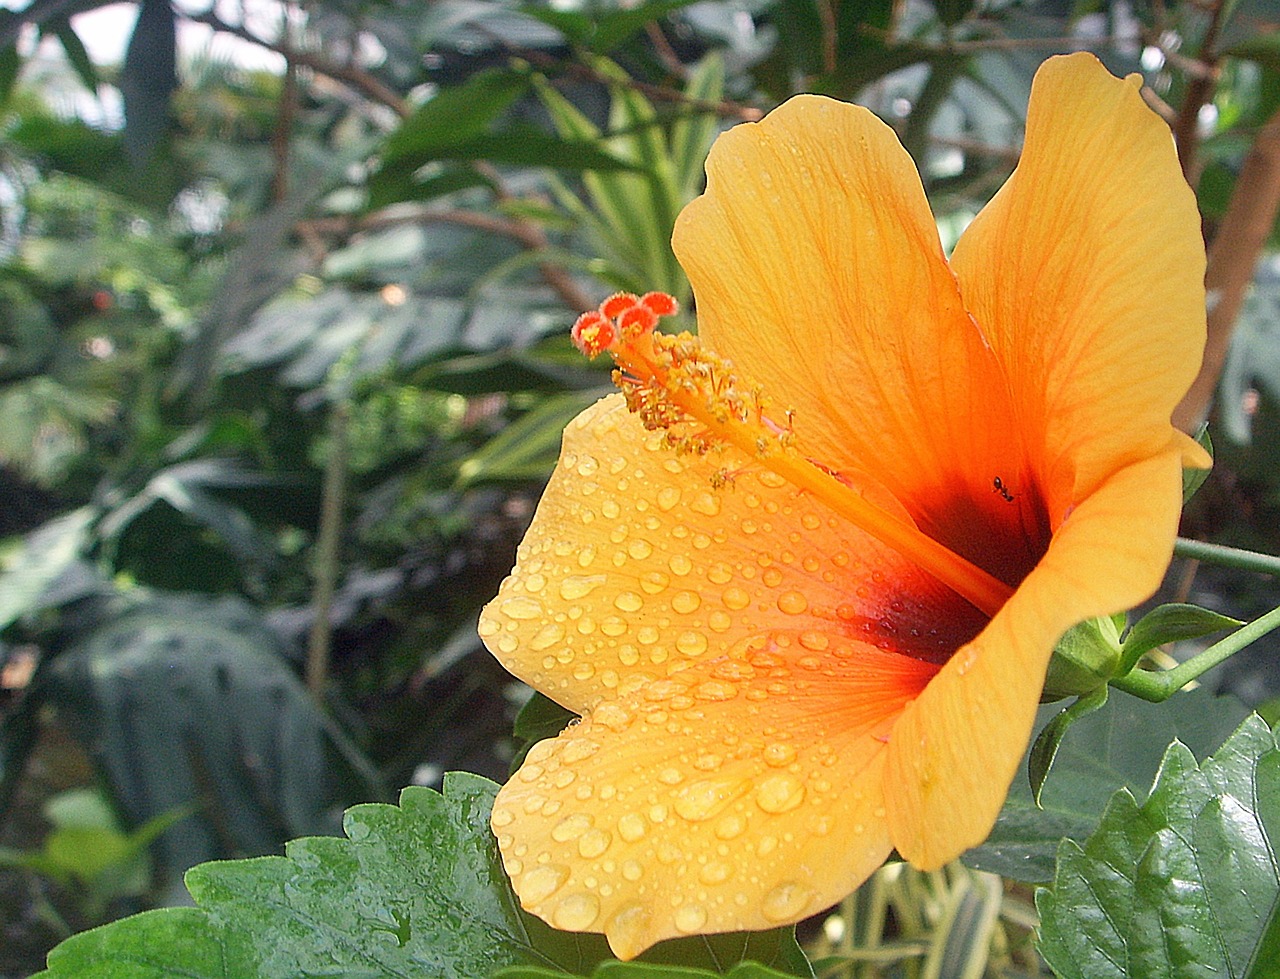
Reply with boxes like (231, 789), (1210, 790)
(455, 391), (601, 487)
(49, 19), (98, 94)
(963, 686), (1250, 883)
(382, 68), (529, 163)
(1116, 602), (1242, 676)
(510, 691), (578, 772)
(37, 774), (809, 978)
(1183, 425), (1213, 501)
(0, 507), (94, 630)
(517, 0), (701, 52)
(1036, 714), (1280, 978)
(1027, 684), (1109, 809)
(120, 0), (175, 165)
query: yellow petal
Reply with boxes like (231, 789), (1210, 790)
(671, 95), (1029, 560)
(884, 447), (1186, 866)
(480, 396), (983, 716)
(950, 52), (1207, 511)
(492, 629), (937, 958)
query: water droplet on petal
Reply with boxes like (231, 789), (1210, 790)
(491, 806), (514, 828)
(715, 812), (747, 840)
(674, 903), (709, 933)
(615, 592), (644, 613)
(691, 492), (721, 516)
(699, 861), (731, 884)
(617, 813), (647, 842)
(676, 631), (708, 657)
(755, 773), (806, 813)
(762, 882), (813, 922)
(722, 587), (750, 611)
(520, 864), (569, 904)
(674, 777), (751, 822)
(763, 743), (797, 767)
(530, 623), (566, 651)
(657, 487), (681, 511)
(553, 893), (601, 930)
(777, 591), (808, 615)
(629, 539), (654, 560)
(578, 829), (612, 859)
(551, 813), (593, 842)
(669, 554), (693, 576)
(606, 903), (652, 957)
(560, 575), (607, 601)
(671, 590), (701, 614)
(501, 596), (544, 620)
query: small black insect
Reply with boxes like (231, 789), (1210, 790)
(992, 476), (1015, 502)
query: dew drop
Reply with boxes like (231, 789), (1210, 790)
(560, 575), (607, 601)
(674, 903), (709, 933)
(594, 703), (632, 732)
(761, 568), (784, 588)
(622, 860), (643, 881)
(553, 893), (601, 931)
(699, 861), (731, 884)
(601, 616), (628, 637)
(674, 777), (751, 822)
(551, 813), (593, 842)
(640, 570), (670, 595)
(578, 829), (612, 859)
(722, 587), (750, 611)
(530, 623), (566, 651)
(500, 596), (544, 620)
(691, 492), (721, 516)
(615, 592), (644, 613)
(491, 806), (515, 828)
(520, 864), (569, 904)
(762, 882), (813, 923)
(755, 773), (806, 813)
(676, 631), (709, 657)
(562, 738), (601, 763)
(714, 812), (747, 840)
(708, 611), (732, 632)
(657, 487), (682, 511)
(671, 590), (701, 614)
(777, 590), (808, 615)
(693, 680), (737, 701)
(801, 513), (821, 530)
(606, 903), (652, 956)
(629, 539), (654, 560)
(798, 630), (829, 651)
(617, 813), (647, 842)
(668, 553), (693, 576)
(763, 742), (797, 767)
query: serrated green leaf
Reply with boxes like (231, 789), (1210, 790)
(1036, 715), (1280, 978)
(1116, 602), (1242, 676)
(963, 687), (1249, 883)
(37, 774), (809, 978)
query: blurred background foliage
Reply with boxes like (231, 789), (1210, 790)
(2, 0), (1280, 974)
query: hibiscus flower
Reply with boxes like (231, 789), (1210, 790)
(479, 52), (1209, 960)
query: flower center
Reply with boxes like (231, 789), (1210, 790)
(572, 293), (1016, 618)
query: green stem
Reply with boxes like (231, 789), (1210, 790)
(1174, 537), (1280, 577)
(1111, 602), (1280, 702)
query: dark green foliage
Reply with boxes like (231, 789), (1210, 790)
(1037, 715), (1280, 978)
(36, 774), (809, 979)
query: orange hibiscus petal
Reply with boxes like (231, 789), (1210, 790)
(491, 630), (935, 958)
(950, 52), (1208, 515)
(671, 95), (1024, 546)
(481, 396), (984, 716)
(885, 445), (1186, 867)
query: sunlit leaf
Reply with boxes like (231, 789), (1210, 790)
(1036, 714), (1280, 978)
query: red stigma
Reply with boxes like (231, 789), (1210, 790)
(600, 292), (640, 319)
(641, 292), (679, 317)
(571, 311), (616, 357)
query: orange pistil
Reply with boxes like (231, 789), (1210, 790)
(571, 292), (1013, 618)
